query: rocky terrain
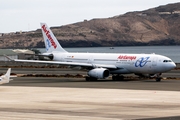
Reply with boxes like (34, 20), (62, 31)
(1, 2), (180, 48)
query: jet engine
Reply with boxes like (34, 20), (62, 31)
(38, 53), (54, 60)
(88, 68), (110, 79)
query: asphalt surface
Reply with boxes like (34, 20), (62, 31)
(2, 77), (180, 92)
(0, 68), (180, 120)
(0, 68), (179, 91)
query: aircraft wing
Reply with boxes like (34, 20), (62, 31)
(10, 59), (117, 69)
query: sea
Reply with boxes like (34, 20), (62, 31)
(38, 46), (180, 63)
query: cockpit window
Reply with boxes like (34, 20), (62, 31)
(163, 60), (172, 62)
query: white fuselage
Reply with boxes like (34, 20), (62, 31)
(52, 52), (176, 74)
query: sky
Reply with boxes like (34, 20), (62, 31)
(1, 0), (179, 33)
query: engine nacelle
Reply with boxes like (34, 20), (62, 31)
(39, 53), (54, 60)
(88, 68), (110, 79)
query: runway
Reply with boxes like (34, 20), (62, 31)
(0, 68), (180, 119)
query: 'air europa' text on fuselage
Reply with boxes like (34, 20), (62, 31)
(42, 25), (57, 49)
(117, 55), (136, 61)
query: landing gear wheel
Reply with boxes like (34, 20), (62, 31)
(112, 75), (124, 81)
(156, 77), (161, 82)
(112, 76), (117, 81)
(86, 77), (90, 81)
(86, 77), (97, 81)
(155, 73), (162, 82)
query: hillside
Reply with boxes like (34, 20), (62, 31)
(1, 2), (180, 48)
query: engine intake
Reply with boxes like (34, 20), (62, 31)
(88, 68), (110, 79)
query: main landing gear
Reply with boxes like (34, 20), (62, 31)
(85, 75), (125, 81)
(85, 76), (97, 81)
(112, 75), (124, 81)
(86, 73), (162, 82)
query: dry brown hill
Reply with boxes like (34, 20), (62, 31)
(1, 2), (180, 48)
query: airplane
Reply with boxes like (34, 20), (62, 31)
(0, 68), (16, 85)
(6, 23), (176, 82)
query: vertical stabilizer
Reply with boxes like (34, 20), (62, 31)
(40, 23), (67, 53)
(4, 68), (11, 81)
(0, 68), (11, 84)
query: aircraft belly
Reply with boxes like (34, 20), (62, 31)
(130, 64), (153, 74)
(110, 68), (132, 74)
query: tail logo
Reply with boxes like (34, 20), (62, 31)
(42, 25), (57, 49)
(46, 39), (51, 51)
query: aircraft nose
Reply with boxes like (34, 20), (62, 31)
(167, 62), (176, 70)
(162, 61), (176, 72)
(171, 62), (176, 69)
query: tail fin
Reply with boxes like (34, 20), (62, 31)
(40, 23), (67, 53)
(5, 68), (11, 77)
(0, 68), (11, 84)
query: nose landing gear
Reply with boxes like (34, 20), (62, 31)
(150, 73), (162, 82)
(135, 73), (163, 82)
(155, 73), (162, 82)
